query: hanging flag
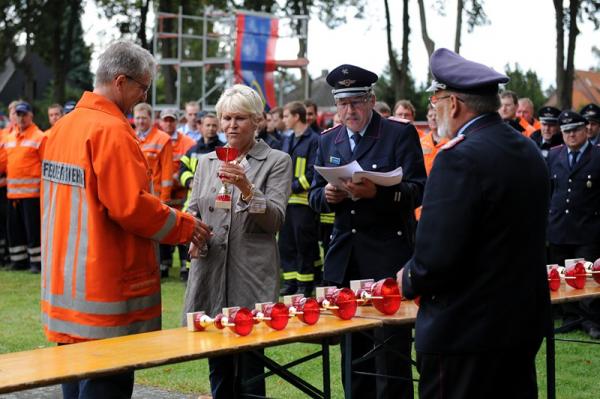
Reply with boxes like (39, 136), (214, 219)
(234, 12), (278, 110)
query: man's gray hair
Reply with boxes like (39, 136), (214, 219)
(95, 40), (156, 86)
(452, 91), (500, 115)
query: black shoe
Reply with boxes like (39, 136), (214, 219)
(299, 285), (314, 298)
(279, 283), (298, 296)
(29, 265), (41, 274)
(581, 321), (600, 340)
(9, 262), (28, 271)
(180, 268), (189, 282)
(555, 316), (583, 333)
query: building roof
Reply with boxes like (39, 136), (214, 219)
(546, 69), (600, 110)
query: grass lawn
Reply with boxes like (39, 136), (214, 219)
(1, 265), (599, 398)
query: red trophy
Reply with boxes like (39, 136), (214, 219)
(589, 259), (600, 284)
(560, 262), (587, 289)
(547, 265), (561, 292)
(215, 146), (240, 209)
(186, 311), (214, 332)
(350, 278), (402, 315)
(284, 294), (321, 325)
(214, 307), (255, 336)
(252, 302), (290, 331)
(316, 286), (358, 320)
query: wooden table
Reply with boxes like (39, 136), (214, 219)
(0, 315), (381, 397)
(550, 284), (600, 304)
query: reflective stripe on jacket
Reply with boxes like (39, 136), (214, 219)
(41, 91), (196, 344)
(169, 132), (195, 209)
(5, 123), (46, 198)
(138, 127), (173, 202)
(281, 128), (318, 206)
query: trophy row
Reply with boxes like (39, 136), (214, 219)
(187, 278), (403, 336)
(547, 258), (600, 291)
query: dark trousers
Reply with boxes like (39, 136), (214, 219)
(0, 187), (8, 264)
(159, 244), (188, 268)
(7, 197), (41, 269)
(61, 371), (134, 399)
(417, 345), (539, 399)
(208, 350), (266, 398)
(317, 221), (333, 284)
(548, 242), (600, 324)
(331, 253), (414, 399)
(278, 204), (320, 286)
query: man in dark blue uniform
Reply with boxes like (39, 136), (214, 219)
(278, 101), (320, 297)
(309, 64), (426, 398)
(530, 106), (563, 159)
(398, 48), (551, 399)
(581, 103), (600, 145)
(547, 110), (600, 339)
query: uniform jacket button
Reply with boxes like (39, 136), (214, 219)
(397, 230), (402, 236)
(209, 206), (214, 212)
(351, 228), (357, 234)
(565, 209), (569, 214)
(350, 210), (356, 215)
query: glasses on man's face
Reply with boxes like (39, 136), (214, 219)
(335, 96), (369, 110)
(125, 75), (150, 94)
(428, 94), (464, 108)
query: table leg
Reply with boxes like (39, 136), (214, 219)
(344, 333), (352, 399)
(322, 340), (331, 399)
(547, 323), (556, 399)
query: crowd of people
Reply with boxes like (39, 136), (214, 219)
(1, 39), (600, 399)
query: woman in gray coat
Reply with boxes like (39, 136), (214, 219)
(182, 84), (292, 398)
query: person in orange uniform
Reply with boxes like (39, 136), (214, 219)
(133, 102), (173, 203)
(0, 101), (18, 267)
(415, 105), (447, 220)
(5, 101), (46, 273)
(516, 98), (541, 137)
(40, 40), (210, 399)
(158, 108), (196, 280)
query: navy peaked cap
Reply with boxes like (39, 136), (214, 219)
(15, 102), (32, 113)
(559, 110), (587, 132)
(581, 103), (600, 123)
(427, 48), (509, 94)
(538, 106), (561, 124)
(326, 64), (378, 99)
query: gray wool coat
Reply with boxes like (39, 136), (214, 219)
(182, 140), (292, 318)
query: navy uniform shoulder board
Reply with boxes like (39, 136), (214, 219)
(388, 116), (410, 125)
(550, 144), (564, 150)
(441, 135), (465, 150)
(321, 124), (341, 135)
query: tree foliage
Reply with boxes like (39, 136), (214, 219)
(503, 64), (546, 111)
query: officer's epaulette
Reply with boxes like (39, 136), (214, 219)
(441, 135), (465, 150)
(321, 124), (341, 135)
(550, 144), (564, 150)
(388, 116), (410, 124)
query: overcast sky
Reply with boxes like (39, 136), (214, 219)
(83, 0), (599, 91)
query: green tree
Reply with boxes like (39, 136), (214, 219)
(504, 63), (546, 111)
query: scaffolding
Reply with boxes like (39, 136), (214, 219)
(151, 6), (309, 112)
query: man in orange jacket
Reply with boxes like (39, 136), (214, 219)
(516, 98), (541, 137)
(133, 102), (173, 202)
(5, 101), (46, 273)
(41, 40), (210, 399)
(0, 101), (18, 267)
(158, 108), (195, 280)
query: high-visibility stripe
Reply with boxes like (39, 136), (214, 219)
(8, 187), (40, 194)
(283, 271), (297, 281)
(7, 178), (41, 184)
(27, 247), (41, 254)
(289, 192), (309, 205)
(43, 181), (59, 301)
(4, 142), (16, 148)
(314, 258), (323, 267)
(142, 143), (164, 151)
(296, 272), (314, 282)
(62, 187), (80, 298)
(180, 171), (194, 186)
(161, 180), (173, 187)
(9, 245), (27, 253)
(151, 208), (176, 241)
(320, 213), (335, 224)
(298, 175), (310, 191)
(75, 191), (90, 300)
(173, 154), (182, 161)
(30, 255), (41, 262)
(42, 313), (161, 340)
(20, 139), (42, 149)
(179, 156), (191, 168)
(0, 177), (6, 185)
(42, 180), (52, 293)
(10, 253), (28, 261)
(42, 290), (161, 315)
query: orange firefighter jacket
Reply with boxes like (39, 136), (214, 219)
(0, 129), (8, 188)
(40, 91), (196, 344)
(5, 123), (46, 199)
(137, 126), (174, 202)
(519, 118), (541, 138)
(415, 131), (448, 220)
(169, 131), (195, 209)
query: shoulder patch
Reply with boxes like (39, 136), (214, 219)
(321, 123), (341, 135)
(441, 135), (465, 150)
(388, 116), (410, 124)
(550, 144), (564, 150)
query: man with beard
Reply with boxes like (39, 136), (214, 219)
(398, 48), (550, 399)
(310, 64), (426, 398)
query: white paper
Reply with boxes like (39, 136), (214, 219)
(314, 160), (363, 189)
(352, 166), (403, 186)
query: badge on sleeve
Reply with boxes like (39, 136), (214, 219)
(329, 156), (341, 165)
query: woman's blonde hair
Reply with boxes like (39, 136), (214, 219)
(215, 84), (264, 125)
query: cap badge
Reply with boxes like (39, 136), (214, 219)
(342, 68), (349, 75)
(338, 79), (356, 87)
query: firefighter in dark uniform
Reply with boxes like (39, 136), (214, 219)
(548, 110), (600, 339)
(399, 48), (551, 398)
(529, 106), (563, 159)
(309, 64), (426, 398)
(581, 103), (600, 145)
(278, 101), (320, 297)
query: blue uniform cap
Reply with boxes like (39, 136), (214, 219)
(15, 102), (32, 114)
(427, 48), (509, 94)
(538, 106), (561, 124)
(64, 100), (76, 114)
(559, 110), (587, 132)
(581, 103), (600, 123)
(326, 64), (378, 99)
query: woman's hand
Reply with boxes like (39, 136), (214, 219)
(219, 162), (253, 198)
